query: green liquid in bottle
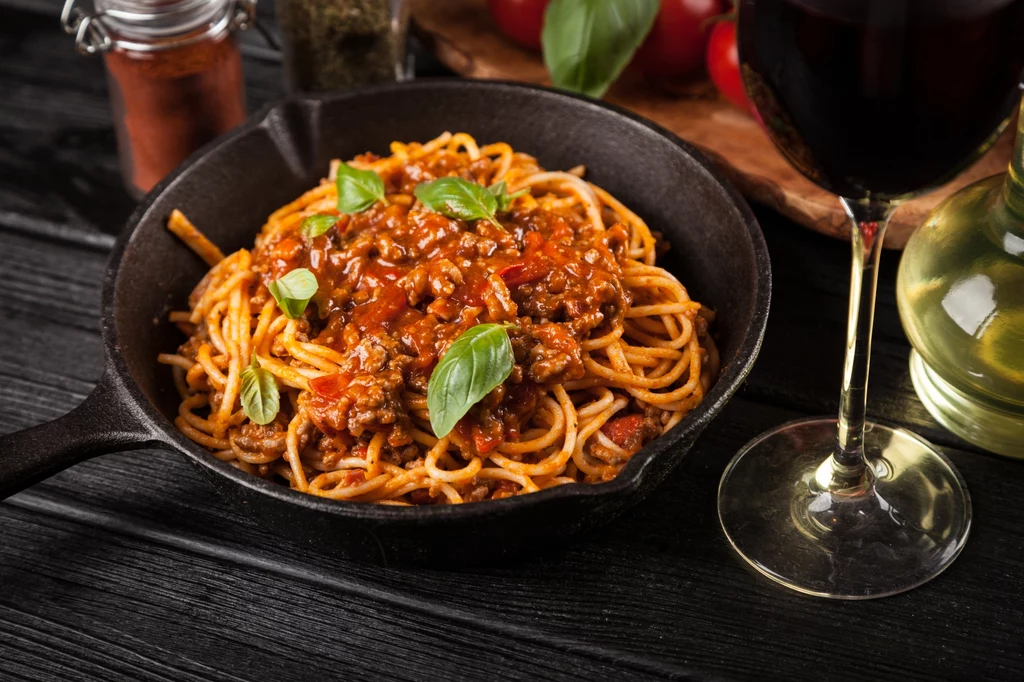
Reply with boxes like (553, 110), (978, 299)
(897, 104), (1024, 456)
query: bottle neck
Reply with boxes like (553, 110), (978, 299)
(1006, 97), (1024, 219)
(990, 96), (1024, 257)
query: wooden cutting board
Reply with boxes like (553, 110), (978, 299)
(410, 0), (1015, 248)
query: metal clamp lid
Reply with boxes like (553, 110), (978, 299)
(61, 0), (255, 55)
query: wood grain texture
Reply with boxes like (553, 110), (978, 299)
(3, 210), (1023, 681)
(0, 5), (282, 250)
(2, 501), (677, 682)
(1, 3), (1023, 680)
(409, 0), (1017, 249)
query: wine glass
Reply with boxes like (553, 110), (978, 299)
(719, 0), (1024, 599)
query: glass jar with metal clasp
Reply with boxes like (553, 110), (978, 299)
(275, 0), (410, 92)
(62, 0), (256, 197)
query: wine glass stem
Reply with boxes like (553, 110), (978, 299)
(830, 198), (895, 490)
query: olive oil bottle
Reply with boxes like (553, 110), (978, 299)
(897, 99), (1024, 456)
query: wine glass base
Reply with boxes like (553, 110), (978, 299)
(909, 350), (1024, 458)
(718, 418), (971, 599)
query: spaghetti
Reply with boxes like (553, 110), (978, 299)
(160, 133), (718, 505)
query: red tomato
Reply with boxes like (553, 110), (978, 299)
(631, 0), (724, 80)
(601, 414), (645, 449)
(471, 425), (504, 454)
(707, 18), (752, 112)
(488, 0), (549, 51)
(310, 373), (351, 400)
(451, 272), (489, 307)
(455, 418), (504, 454)
(350, 285), (407, 332)
(343, 470), (366, 486)
(523, 230), (546, 254)
(498, 260), (547, 287)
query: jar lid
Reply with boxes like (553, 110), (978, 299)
(97, 0), (228, 39)
(61, 0), (255, 54)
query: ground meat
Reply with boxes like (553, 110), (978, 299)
(316, 433), (356, 468)
(409, 488), (440, 505)
(426, 297), (461, 321)
(457, 231), (497, 258)
(695, 313), (709, 338)
(304, 368), (408, 439)
(464, 484), (490, 503)
(232, 420), (287, 456)
(525, 323), (584, 384)
(381, 443), (420, 466)
(177, 335), (205, 362)
(604, 223), (630, 257)
(427, 258), (463, 297)
(257, 235), (307, 283)
(375, 232), (409, 263)
(246, 164), (661, 455)
(387, 421), (414, 448)
(482, 273), (517, 321)
(512, 253), (626, 330)
(400, 265), (429, 306)
(491, 480), (518, 499)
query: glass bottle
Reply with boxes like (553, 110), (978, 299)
(275, 0), (409, 92)
(897, 97), (1024, 457)
(62, 0), (253, 197)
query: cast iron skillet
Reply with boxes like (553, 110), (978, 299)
(0, 81), (770, 566)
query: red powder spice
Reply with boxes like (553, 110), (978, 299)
(103, 32), (245, 195)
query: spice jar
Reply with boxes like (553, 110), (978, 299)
(276, 0), (409, 92)
(62, 0), (254, 197)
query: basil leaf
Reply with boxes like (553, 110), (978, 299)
(488, 181), (529, 213)
(542, 0), (659, 98)
(268, 268), (318, 319)
(414, 177), (501, 228)
(427, 324), (515, 438)
(300, 214), (339, 239)
(336, 162), (386, 213)
(240, 357), (280, 425)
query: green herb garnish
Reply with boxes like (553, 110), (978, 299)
(415, 177), (525, 229)
(427, 324), (515, 438)
(336, 162), (386, 214)
(240, 357), (280, 425)
(415, 177), (501, 228)
(300, 214), (339, 238)
(542, 0), (659, 99)
(488, 180), (528, 213)
(268, 268), (318, 319)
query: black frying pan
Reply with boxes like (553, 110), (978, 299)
(0, 81), (770, 566)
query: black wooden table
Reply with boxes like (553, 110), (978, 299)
(2, 4), (1023, 681)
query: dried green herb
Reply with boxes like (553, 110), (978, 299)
(277, 0), (407, 92)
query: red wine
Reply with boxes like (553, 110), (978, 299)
(739, 0), (1024, 200)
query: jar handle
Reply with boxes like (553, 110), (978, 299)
(60, 0), (113, 55)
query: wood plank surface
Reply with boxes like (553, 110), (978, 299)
(1, 3), (1023, 681)
(409, 0), (1018, 250)
(3, 212), (1023, 681)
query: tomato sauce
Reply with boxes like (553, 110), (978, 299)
(251, 151), (634, 455)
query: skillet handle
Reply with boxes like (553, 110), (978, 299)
(0, 369), (159, 499)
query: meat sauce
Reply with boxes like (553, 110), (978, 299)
(250, 151), (636, 461)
